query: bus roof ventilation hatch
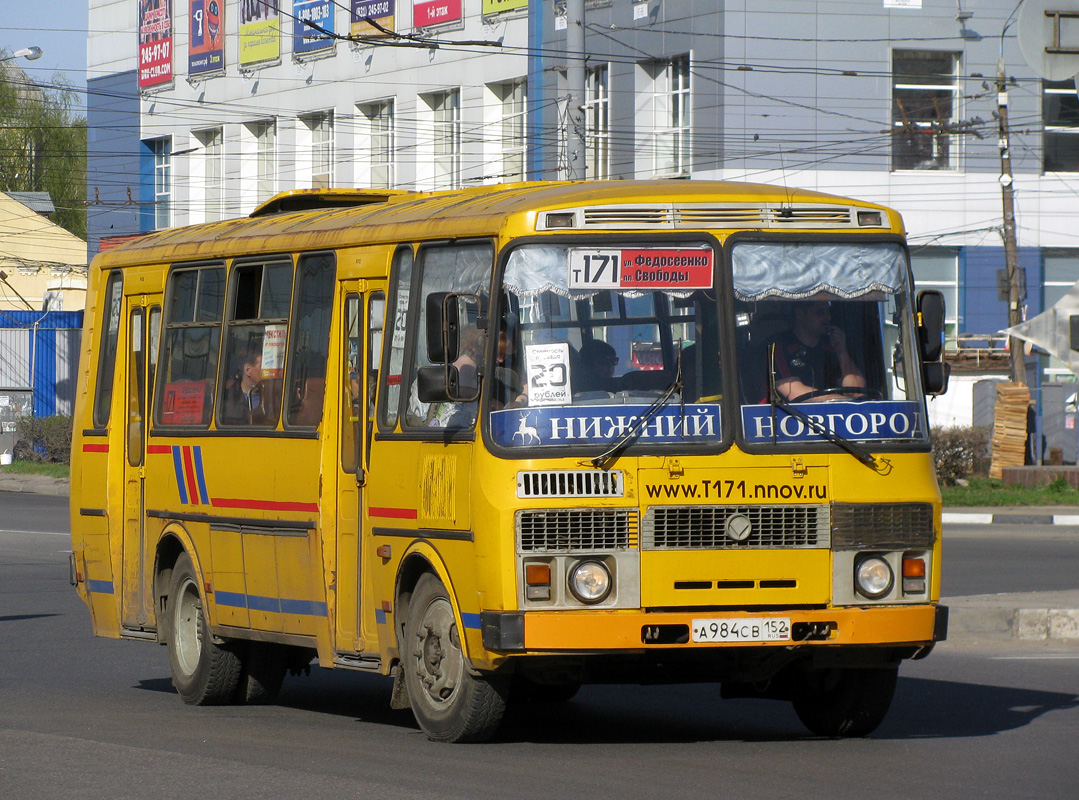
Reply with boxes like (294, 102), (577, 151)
(250, 188), (414, 218)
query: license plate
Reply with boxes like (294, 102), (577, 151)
(690, 617), (791, 643)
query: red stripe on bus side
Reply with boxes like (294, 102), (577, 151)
(369, 506), (418, 520)
(211, 498), (320, 513)
(146, 445), (172, 454)
(82, 443), (109, 453)
(181, 446), (200, 506)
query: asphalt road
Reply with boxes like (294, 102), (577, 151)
(2, 494), (1078, 799)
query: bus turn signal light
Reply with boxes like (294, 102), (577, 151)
(903, 556), (926, 595)
(526, 563), (552, 601)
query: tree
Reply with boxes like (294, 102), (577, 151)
(0, 56), (87, 239)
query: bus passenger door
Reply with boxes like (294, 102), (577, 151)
(121, 301), (159, 629)
(335, 287), (384, 652)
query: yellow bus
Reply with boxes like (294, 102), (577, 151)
(70, 180), (950, 742)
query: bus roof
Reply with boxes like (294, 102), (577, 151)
(93, 180), (900, 270)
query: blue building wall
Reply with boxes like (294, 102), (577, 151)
(86, 70), (142, 258)
(0, 311), (84, 417)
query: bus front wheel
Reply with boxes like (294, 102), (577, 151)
(402, 573), (507, 742)
(791, 666), (898, 737)
(167, 553), (243, 705)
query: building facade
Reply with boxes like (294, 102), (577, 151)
(86, 0), (1079, 401)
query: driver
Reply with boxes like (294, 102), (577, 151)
(772, 301), (866, 402)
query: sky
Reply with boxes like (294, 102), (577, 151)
(0, 0), (91, 107)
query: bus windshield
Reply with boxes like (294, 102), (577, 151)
(491, 241), (722, 450)
(731, 240), (928, 448)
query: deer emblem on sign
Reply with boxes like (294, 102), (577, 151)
(512, 413), (540, 444)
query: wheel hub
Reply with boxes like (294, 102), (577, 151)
(412, 599), (463, 705)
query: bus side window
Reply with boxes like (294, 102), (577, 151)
(286, 252), (336, 428)
(380, 247), (413, 431)
(156, 265), (225, 427)
(218, 258), (292, 428)
(92, 271), (123, 428)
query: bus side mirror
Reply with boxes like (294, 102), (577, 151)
(426, 292), (460, 364)
(916, 289), (946, 362)
(916, 290), (949, 396)
(923, 361), (950, 396)
(417, 364), (460, 403)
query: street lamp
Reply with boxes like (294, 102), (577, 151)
(2, 46), (43, 63)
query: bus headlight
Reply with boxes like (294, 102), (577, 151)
(568, 560), (612, 604)
(854, 555), (894, 599)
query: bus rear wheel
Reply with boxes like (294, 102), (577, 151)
(167, 553), (242, 705)
(791, 666), (898, 738)
(402, 573), (507, 743)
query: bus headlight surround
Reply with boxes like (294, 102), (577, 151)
(854, 555), (894, 599)
(568, 560), (612, 604)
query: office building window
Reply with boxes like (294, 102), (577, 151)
(427, 89), (461, 190)
(497, 79), (527, 180)
(196, 127), (223, 222)
(301, 111), (334, 189)
(892, 50), (960, 171)
(360, 99), (395, 189)
(586, 65), (610, 179)
(1044, 80), (1079, 173)
(148, 137), (171, 229)
(910, 247), (960, 347)
(246, 120), (276, 203)
(647, 55), (691, 177)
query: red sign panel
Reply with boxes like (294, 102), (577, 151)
(414, 0), (462, 27)
(138, 0), (173, 89)
(618, 249), (714, 289)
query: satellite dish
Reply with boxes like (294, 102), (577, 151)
(1017, 0), (1079, 81)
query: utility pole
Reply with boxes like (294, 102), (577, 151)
(565, 0), (586, 180)
(996, 70), (1025, 385)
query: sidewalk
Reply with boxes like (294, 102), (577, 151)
(0, 470), (70, 497)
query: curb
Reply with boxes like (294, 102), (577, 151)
(947, 593), (1079, 642)
(942, 511), (1079, 526)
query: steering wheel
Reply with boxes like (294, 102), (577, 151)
(791, 386), (882, 403)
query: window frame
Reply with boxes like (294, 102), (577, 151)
(891, 49), (961, 172)
(586, 64), (611, 180)
(359, 99), (395, 189)
(1043, 79), (1079, 173)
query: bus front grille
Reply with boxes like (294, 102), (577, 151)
(642, 505), (830, 549)
(517, 508), (638, 552)
(830, 502), (935, 549)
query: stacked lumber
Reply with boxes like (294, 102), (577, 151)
(989, 382), (1029, 479)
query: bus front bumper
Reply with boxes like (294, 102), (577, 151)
(481, 603), (948, 653)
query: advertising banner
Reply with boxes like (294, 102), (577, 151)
(189, 0), (224, 76)
(740, 400), (926, 445)
(240, 0), (281, 67)
(138, 0), (173, 89)
(351, 0), (394, 37)
(293, 0), (335, 55)
(414, 0), (462, 28)
(482, 0), (527, 15)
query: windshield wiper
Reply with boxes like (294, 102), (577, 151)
(767, 343), (881, 471)
(591, 343), (684, 471)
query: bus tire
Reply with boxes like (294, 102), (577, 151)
(167, 553), (242, 705)
(234, 642), (288, 705)
(791, 666), (898, 738)
(402, 573), (507, 743)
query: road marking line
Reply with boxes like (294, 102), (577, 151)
(991, 655), (1079, 660)
(0, 529), (69, 537)
(942, 513), (994, 525)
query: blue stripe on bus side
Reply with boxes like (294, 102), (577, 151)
(171, 446), (188, 505)
(87, 579), (114, 594)
(460, 612), (481, 630)
(193, 445), (210, 505)
(212, 591), (328, 618)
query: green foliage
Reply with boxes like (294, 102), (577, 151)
(931, 425), (991, 486)
(13, 414), (73, 464)
(941, 478), (1079, 507)
(0, 58), (86, 238)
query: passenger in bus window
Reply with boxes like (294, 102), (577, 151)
(426, 328), (483, 428)
(493, 328), (526, 409)
(575, 339), (619, 395)
(221, 347), (264, 424)
(772, 301), (865, 402)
